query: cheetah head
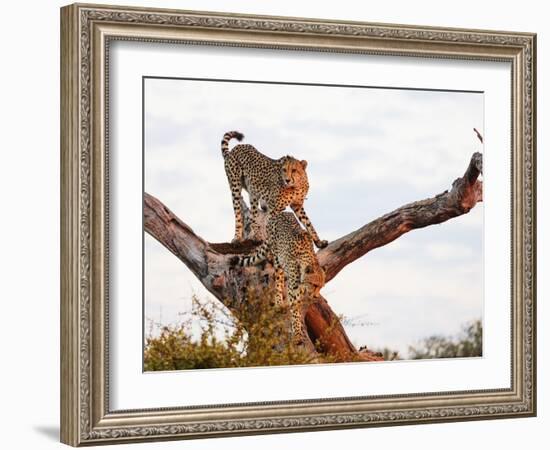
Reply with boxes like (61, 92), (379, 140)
(281, 157), (309, 189)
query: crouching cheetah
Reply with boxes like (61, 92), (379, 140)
(221, 131), (327, 249)
(231, 211), (326, 346)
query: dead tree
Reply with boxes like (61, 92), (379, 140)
(144, 151), (483, 362)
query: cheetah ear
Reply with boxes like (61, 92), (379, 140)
(300, 160), (308, 169)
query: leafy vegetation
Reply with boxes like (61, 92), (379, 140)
(144, 291), (355, 371)
(145, 291), (482, 370)
(408, 319), (482, 359)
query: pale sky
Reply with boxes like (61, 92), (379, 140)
(144, 77), (484, 358)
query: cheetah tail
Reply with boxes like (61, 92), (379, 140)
(221, 131), (245, 157)
(231, 241), (268, 267)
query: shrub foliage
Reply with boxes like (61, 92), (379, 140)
(408, 319), (482, 359)
(144, 290), (347, 370)
(144, 290), (483, 370)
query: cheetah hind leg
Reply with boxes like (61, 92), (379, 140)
(228, 180), (245, 243)
(247, 193), (264, 241)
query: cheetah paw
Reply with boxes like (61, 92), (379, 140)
(315, 240), (329, 249)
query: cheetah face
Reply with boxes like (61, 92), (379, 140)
(282, 158), (309, 188)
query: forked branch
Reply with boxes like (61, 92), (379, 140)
(144, 151), (482, 360)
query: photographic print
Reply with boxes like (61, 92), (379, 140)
(143, 77), (484, 371)
(61, 5), (535, 444)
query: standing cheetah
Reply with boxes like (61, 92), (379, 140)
(221, 131), (327, 249)
(231, 211), (326, 346)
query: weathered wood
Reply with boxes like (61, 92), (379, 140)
(144, 192), (358, 357)
(305, 295), (362, 359)
(144, 152), (482, 360)
(144, 194), (210, 278)
(317, 152), (483, 282)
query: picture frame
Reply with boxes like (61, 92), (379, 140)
(60, 2), (536, 446)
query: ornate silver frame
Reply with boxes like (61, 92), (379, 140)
(60, 3), (536, 446)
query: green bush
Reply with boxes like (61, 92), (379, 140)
(408, 319), (482, 359)
(144, 291), (339, 371)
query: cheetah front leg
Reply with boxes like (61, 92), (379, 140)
(290, 204), (328, 249)
(273, 263), (286, 308)
(286, 268), (311, 347)
(287, 288), (310, 348)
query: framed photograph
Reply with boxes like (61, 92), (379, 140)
(60, 3), (536, 446)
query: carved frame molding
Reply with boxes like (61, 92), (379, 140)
(60, 3), (536, 446)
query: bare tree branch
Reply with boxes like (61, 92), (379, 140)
(474, 128), (484, 144)
(317, 152), (483, 282)
(143, 152), (482, 361)
(144, 194), (210, 278)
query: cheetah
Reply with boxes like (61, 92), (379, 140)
(221, 131), (327, 249)
(231, 211), (326, 346)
